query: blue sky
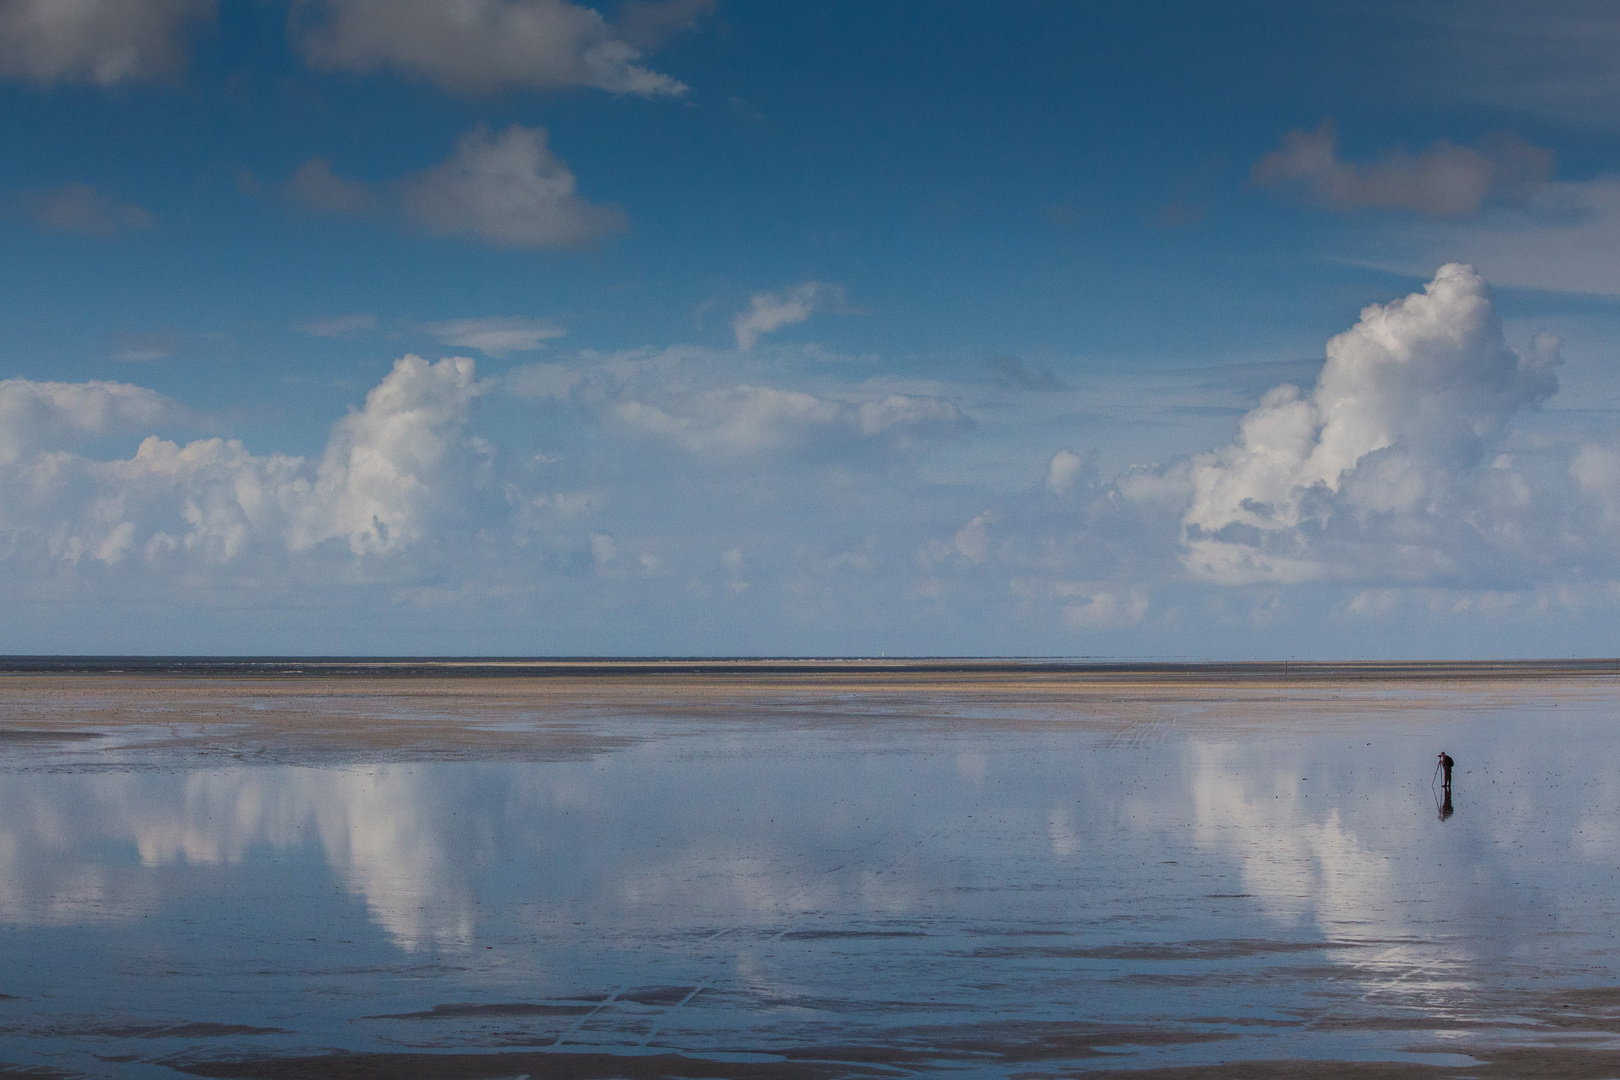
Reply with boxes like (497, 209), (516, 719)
(4, 0), (1620, 657)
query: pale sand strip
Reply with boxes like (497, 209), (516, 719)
(0, 665), (1614, 765)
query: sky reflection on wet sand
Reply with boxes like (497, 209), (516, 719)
(2, 674), (1619, 1078)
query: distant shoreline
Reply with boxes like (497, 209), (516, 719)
(0, 656), (1617, 680)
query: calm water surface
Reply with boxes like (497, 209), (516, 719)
(2, 688), (1618, 1077)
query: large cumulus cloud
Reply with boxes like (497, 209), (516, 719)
(292, 355), (487, 555)
(0, 355), (488, 573)
(0, 345), (975, 596)
(1177, 264), (1559, 584)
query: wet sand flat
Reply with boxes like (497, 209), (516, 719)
(1, 659), (1615, 765)
(1, 662), (1619, 1078)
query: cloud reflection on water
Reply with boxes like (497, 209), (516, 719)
(4, 697), (1620, 1080)
(1186, 742), (1394, 931)
(0, 766), (492, 949)
(1, 705), (1618, 994)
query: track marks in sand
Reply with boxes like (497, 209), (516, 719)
(1107, 712), (1181, 750)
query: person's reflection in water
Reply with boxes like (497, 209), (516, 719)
(1436, 751), (1456, 821)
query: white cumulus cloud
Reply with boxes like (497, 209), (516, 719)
(0, 378), (189, 464)
(401, 123), (625, 249)
(1179, 264), (1558, 584)
(291, 355), (488, 556)
(0, 0), (213, 86)
(0, 356), (489, 571)
(1046, 449), (1090, 494)
(733, 282), (848, 351)
(290, 0), (690, 96)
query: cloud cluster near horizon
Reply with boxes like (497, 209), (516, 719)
(0, 355), (488, 571)
(0, 341), (969, 582)
(3, 266), (1617, 652)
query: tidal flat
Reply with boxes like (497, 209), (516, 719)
(2, 661), (1619, 1079)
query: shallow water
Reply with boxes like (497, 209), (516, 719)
(2, 678), (1620, 1077)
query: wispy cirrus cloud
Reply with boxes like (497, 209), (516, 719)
(300, 313), (378, 338)
(988, 355), (1068, 392)
(424, 317), (566, 357)
(1353, 176), (1620, 297)
(110, 331), (179, 363)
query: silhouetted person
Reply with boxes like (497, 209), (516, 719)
(1439, 752), (1455, 791)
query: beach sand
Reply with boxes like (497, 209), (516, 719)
(2, 659), (1613, 764)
